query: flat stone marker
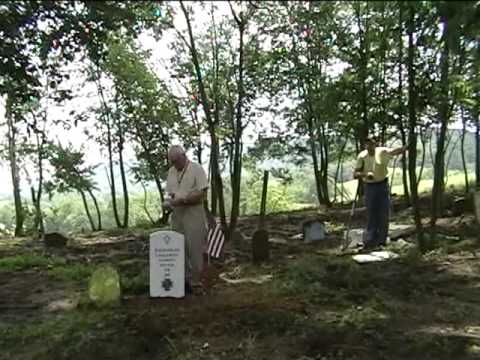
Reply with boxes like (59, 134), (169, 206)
(149, 231), (185, 298)
(352, 250), (399, 264)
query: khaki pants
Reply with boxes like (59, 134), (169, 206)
(171, 204), (207, 284)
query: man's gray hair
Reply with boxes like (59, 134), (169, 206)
(168, 145), (186, 157)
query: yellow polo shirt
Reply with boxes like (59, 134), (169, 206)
(355, 147), (392, 183)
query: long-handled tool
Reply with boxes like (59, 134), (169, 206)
(342, 181), (361, 251)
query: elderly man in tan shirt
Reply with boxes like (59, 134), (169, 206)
(353, 136), (407, 249)
(165, 145), (208, 294)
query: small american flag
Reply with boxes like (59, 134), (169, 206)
(206, 223), (225, 259)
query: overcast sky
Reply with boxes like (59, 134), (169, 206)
(0, 2), (475, 198)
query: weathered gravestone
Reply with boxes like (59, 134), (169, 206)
(302, 219), (326, 242)
(88, 265), (121, 307)
(252, 229), (269, 263)
(44, 232), (68, 248)
(344, 228), (365, 249)
(149, 231), (185, 298)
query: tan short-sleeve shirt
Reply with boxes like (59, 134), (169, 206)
(166, 161), (208, 199)
(355, 147), (392, 183)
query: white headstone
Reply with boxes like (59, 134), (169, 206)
(149, 231), (185, 298)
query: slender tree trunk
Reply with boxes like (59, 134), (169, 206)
(341, 158), (345, 205)
(354, 2), (370, 147)
(5, 94), (24, 237)
(397, 5), (410, 203)
(79, 189), (96, 231)
(228, 9), (246, 239)
(417, 127), (427, 187)
(334, 141), (347, 203)
(106, 119), (121, 228)
(117, 125), (129, 228)
(353, 3), (369, 203)
(28, 112), (46, 237)
(445, 132), (462, 186)
(34, 131), (45, 236)
(307, 115), (324, 206)
(320, 124), (331, 206)
(431, 21), (450, 227)
(180, 1), (227, 235)
(87, 188), (102, 230)
(96, 71), (122, 228)
(475, 50), (480, 190)
(209, 154), (218, 216)
(476, 105), (480, 190)
(406, 3), (424, 248)
(140, 181), (155, 225)
(459, 109), (469, 193)
(399, 124), (410, 200)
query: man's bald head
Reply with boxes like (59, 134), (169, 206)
(168, 145), (188, 171)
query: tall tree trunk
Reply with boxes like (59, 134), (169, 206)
(140, 180), (155, 225)
(180, 1), (227, 234)
(209, 154), (218, 216)
(96, 71), (122, 228)
(476, 105), (480, 190)
(319, 124), (331, 206)
(228, 10), (246, 240)
(354, 2), (370, 147)
(307, 115), (324, 206)
(106, 118), (121, 228)
(34, 130), (45, 236)
(87, 188), (102, 230)
(5, 94), (24, 237)
(431, 21), (450, 228)
(117, 125), (129, 228)
(79, 189), (96, 231)
(406, 3), (424, 248)
(353, 3), (369, 203)
(417, 127), (427, 187)
(460, 113), (469, 193)
(334, 141), (347, 203)
(475, 49), (480, 191)
(445, 132), (462, 186)
(398, 4), (410, 203)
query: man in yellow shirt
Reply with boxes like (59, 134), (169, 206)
(165, 145), (209, 294)
(353, 136), (407, 249)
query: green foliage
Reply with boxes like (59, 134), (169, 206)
(121, 270), (148, 294)
(0, 253), (65, 271)
(48, 264), (95, 283)
(46, 144), (98, 195)
(101, 35), (181, 180)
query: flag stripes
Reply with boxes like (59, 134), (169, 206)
(207, 223), (224, 259)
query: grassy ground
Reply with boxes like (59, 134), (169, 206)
(0, 207), (480, 360)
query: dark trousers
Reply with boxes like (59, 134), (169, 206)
(364, 179), (389, 247)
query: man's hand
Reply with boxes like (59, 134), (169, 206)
(354, 170), (374, 181)
(389, 146), (408, 156)
(354, 170), (368, 180)
(170, 196), (186, 207)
